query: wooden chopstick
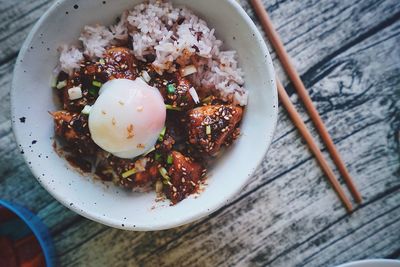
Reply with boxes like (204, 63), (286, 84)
(276, 79), (353, 212)
(250, 0), (362, 204)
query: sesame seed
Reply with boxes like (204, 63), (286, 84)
(137, 143), (145, 149)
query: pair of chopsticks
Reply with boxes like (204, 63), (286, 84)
(249, 0), (362, 212)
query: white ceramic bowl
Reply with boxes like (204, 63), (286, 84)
(335, 260), (400, 267)
(11, 0), (278, 231)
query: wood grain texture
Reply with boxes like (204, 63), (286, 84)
(0, 0), (399, 266)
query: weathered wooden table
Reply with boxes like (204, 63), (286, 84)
(1, 0), (399, 266)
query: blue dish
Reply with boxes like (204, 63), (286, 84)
(0, 199), (54, 267)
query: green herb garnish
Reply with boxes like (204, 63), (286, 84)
(155, 153), (162, 162)
(167, 84), (176, 94)
(81, 105), (92, 115)
(92, 80), (102, 87)
(167, 154), (173, 164)
(158, 126), (166, 141)
(88, 87), (98, 96)
(165, 104), (182, 111)
(50, 76), (57, 88)
(206, 125), (211, 135)
(143, 146), (155, 156)
(56, 80), (67, 89)
(155, 180), (163, 193)
(122, 168), (137, 178)
(201, 96), (213, 104)
(159, 167), (171, 185)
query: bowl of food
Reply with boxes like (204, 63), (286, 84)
(11, 0), (278, 230)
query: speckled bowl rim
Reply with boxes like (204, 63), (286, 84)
(11, 0), (278, 231)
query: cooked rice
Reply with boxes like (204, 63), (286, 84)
(59, 45), (83, 75)
(59, 0), (248, 105)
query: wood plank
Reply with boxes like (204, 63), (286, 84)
(249, 190), (400, 267)
(0, 59), (14, 125)
(303, 204), (400, 266)
(239, 0), (400, 77)
(0, 0), (53, 63)
(55, 18), (400, 267)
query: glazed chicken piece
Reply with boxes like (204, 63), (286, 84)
(118, 164), (159, 189)
(80, 47), (137, 85)
(103, 47), (137, 80)
(98, 156), (159, 188)
(159, 73), (196, 111)
(56, 70), (96, 112)
(52, 111), (98, 156)
(61, 80), (96, 112)
(187, 105), (243, 156)
(165, 151), (204, 204)
(60, 47), (138, 112)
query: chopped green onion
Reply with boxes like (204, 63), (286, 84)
(56, 80), (67, 89)
(155, 180), (163, 193)
(189, 87), (200, 104)
(99, 58), (105, 65)
(81, 105), (92, 115)
(159, 167), (171, 184)
(92, 80), (102, 87)
(202, 96), (213, 104)
(165, 104), (182, 111)
(155, 153), (162, 162)
(206, 125), (211, 135)
(122, 168), (137, 178)
(167, 84), (176, 94)
(88, 87), (98, 96)
(158, 126), (166, 141)
(143, 146), (155, 156)
(50, 76), (57, 88)
(141, 71), (151, 83)
(167, 154), (173, 164)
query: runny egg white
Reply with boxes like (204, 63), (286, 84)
(88, 78), (166, 159)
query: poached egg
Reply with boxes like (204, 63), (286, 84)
(88, 78), (166, 159)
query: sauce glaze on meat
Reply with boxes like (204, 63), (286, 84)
(53, 46), (244, 204)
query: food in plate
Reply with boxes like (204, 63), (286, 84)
(51, 0), (248, 204)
